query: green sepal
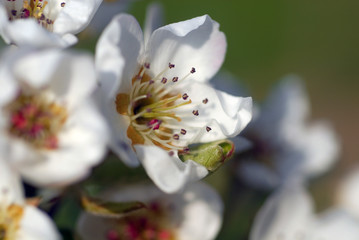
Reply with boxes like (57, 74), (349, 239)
(81, 194), (146, 218)
(179, 139), (235, 172)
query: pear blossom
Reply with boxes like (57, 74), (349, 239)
(0, 0), (102, 48)
(226, 75), (339, 190)
(250, 181), (359, 240)
(0, 158), (61, 240)
(96, 13), (252, 193)
(0, 47), (108, 187)
(77, 182), (223, 240)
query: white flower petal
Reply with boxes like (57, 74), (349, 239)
(134, 145), (208, 193)
(96, 13), (144, 96)
(293, 122), (340, 178)
(3, 19), (75, 48)
(46, 51), (97, 110)
(310, 208), (359, 240)
(105, 109), (140, 167)
(147, 15), (226, 83)
(176, 182), (223, 240)
(255, 75), (310, 140)
(0, 158), (23, 203)
(13, 49), (64, 89)
(179, 82), (252, 143)
(53, 0), (102, 35)
(249, 181), (314, 240)
(17, 102), (108, 187)
(19, 206), (61, 240)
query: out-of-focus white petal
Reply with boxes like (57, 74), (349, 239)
(53, 0), (102, 35)
(250, 181), (314, 240)
(176, 182), (223, 240)
(13, 49), (64, 89)
(310, 208), (359, 240)
(16, 102), (108, 187)
(147, 15), (226, 83)
(3, 19), (74, 48)
(143, 2), (163, 46)
(77, 182), (222, 240)
(46, 51), (97, 110)
(96, 13), (144, 96)
(255, 75), (310, 140)
(337, 168), (359, 218)
(0, 158), (23, 203)
(292, 122), (340, 178)
(134, 145), (208, 193)
(238, 161), (280, 190)
(20, 206), (61, 240)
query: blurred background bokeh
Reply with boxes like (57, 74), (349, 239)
(49, 0), (359, 239)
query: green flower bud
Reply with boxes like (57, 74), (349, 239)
(179, 140), (235, 172)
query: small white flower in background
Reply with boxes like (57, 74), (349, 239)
(0, 159), (61, 240)
(77, 182), (223, 240)
(0, 0), (102, 48)
(336, 167), (359, 218)
(225, 75), (339, 190)
(96, 10), (252, 193)
(250, 180), (359, 240)
(0, 47), (108, 187)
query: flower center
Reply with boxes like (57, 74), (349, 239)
(105, 201), (177, 240)
(116, 62), (204, 155)
(0, 202), (24, 240)
(6, 0), (67, 31)
(6, 92), (67, 150)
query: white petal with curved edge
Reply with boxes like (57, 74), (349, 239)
(96, 13), (144, 96)
(176, 182), (223, 240)
(249, 181), (314, 240)
(147, 15), (226, 83)
(176, 82), (252, 143)
(20, 206), (61, 240)
(3, 19), (75, 48)
(134, 145), (208, 193)
(16, 102), (108, 187)
(53, 0), (102, 34)
(337, 168), (359, 218)
(0, 158), (23, 203)
(105, 106), (140, 167)
(310, 208), (359, 240)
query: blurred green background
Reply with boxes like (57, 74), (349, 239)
(76, 0), (358, 239)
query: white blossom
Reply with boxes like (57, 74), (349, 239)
(0, 47), (108, 187)
(77, 182), (223, 240)
(0, 0), (102, 47)
(96, 12), (252, 193)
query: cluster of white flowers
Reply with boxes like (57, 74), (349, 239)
(0, 1), (352, 240)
